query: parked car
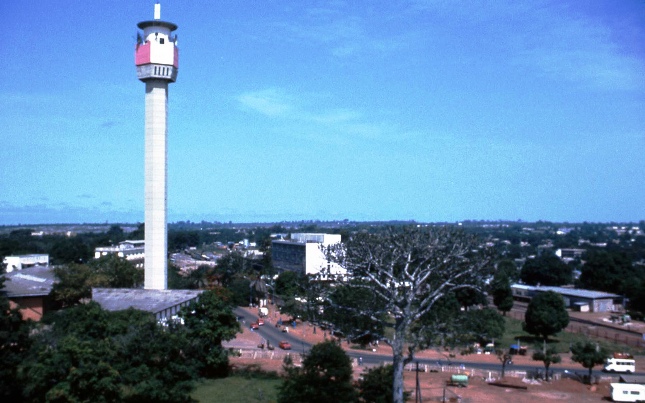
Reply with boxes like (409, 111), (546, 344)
(279, 341), (292, 350)
(257, 318), (264, 326)
(250, 323), (259, 330)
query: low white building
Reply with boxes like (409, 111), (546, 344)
(3, 254), (49, 272)
(94, 240), (145, 268)
(272, 233), (345, 279)
(511, 283), (624, 312)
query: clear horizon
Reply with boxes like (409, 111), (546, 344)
(1, 1), (644, 225)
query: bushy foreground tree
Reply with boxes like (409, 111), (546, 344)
(179, 288), (240, 377)
(325, 226), (491, 403)
(523, 291), (569, 342)
(19, 289), (239, 401)
(278, 341), (357, 403)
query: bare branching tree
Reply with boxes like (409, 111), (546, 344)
(325, 226), (491, 403)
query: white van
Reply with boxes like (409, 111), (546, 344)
(605, 358), (636, 373)
(610, 383), (645, 402)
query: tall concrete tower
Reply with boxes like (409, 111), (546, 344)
(135, 3), (178, 290)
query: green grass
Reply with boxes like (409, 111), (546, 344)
(191, 376), (281, 403)
(496, 316), (645, 356)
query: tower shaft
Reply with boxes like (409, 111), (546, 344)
(144, 80), (169, 290)
(135, 3), (178, 290)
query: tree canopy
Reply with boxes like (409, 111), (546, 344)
(570, 341), (609, 382)
(325, 226), (491, 403)
(179, 289), (240, 377)
(491, 272), (514, 315)
(278, 340), (357, 403)
(523, 291), (569, 341)
(20, 303), (197, 402)
(52, 255), (143, 307)
(18, 290), (240, 401)
(520, 252), (573, 286)
(576, 250), (642, 296)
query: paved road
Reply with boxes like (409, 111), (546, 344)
(234, 307), (642, 380)
(235, 307), (314, 353)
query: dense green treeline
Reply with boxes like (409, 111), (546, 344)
(0, 286), (239, 402)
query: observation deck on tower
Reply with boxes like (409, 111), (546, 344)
(135, 3), (179, 82)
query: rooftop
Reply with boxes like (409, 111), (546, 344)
(512, 283), (622, 299)
(92, 288), (203, 315)
(2, 265), (56, 298)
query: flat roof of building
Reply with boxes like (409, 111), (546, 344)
(620, 375), (645, 384)
(92, 288), (203, 315)
(2, 265), (56, 298)
(511, 283), (622, 299)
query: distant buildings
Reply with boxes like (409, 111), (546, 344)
(94, 240), (145, 268)
(272, 233), (345, 279)
(511, 283), (624, 313)
(555, 248), (585, 263)
(3, 254), (49, 272)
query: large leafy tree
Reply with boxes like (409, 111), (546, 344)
(52, 263), (94, 307)
(322, 282), (386, 344)
(278, 340), (357, 403)
(89, 254), (143, 288)
(461, 307), (505, 345)
(576, 250), (640, 296)
(274, 270), (301, 299)
(570, 341), (608, 383)
(496, 259), (519, 282)
(454, 287), (487, 311)
(52, 256), (143, 307)
(326, 226), (491, 403)
(21, 335), (122, 402)
(520, 252), (573, 286)
(49, 236), (91, 264)
(213, 251), (247, 287)
(523, 291), (569, 342)
(20, 303), (199, 402)
(179, 289), (240, 378)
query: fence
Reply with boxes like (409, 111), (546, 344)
(230, 347), (560, 383)
(401, 362), (560, 383)
(508, 310), (645, 348)
(231, 348), (303, 363)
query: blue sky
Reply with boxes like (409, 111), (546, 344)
(1, 1), (644, 225)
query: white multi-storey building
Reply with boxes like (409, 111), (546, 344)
(272, 233), (345, 279)
(2, 254), (49, 272)
(94, 240), (145, 268)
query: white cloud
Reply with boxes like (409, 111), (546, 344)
(237, 88), (294, 117)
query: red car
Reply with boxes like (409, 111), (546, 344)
(257, 318), (265, 326)
(250, 323), (259, 330)
(279, 341), (292, 350)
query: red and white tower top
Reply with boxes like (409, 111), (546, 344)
(135, 3), (179, 82)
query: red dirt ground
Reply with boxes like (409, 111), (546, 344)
(228, 306), (628, 402)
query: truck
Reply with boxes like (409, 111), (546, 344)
(258, 307), (269, 317)
(610, 383), (645, 402)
